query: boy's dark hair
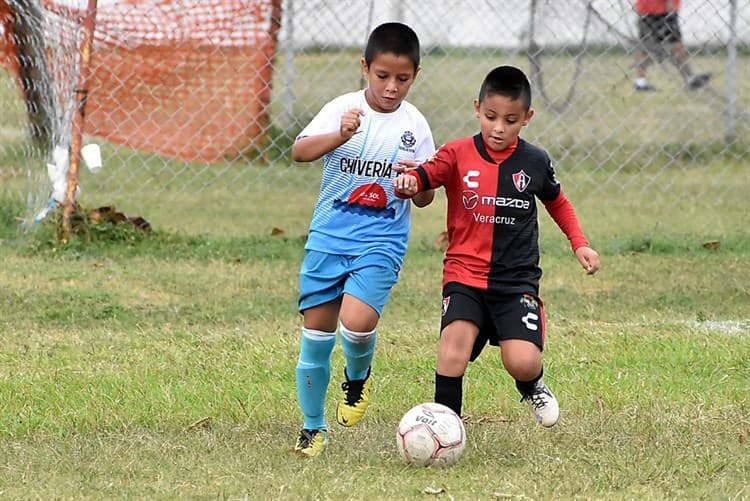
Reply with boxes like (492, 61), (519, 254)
(479, 66), (532, 110)
(364, 22), (420, 70)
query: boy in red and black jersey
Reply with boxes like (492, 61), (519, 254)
(394, 65), (600, 427)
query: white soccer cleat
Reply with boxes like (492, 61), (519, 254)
(521, 379), (559, 427)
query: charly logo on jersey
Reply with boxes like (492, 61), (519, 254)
(462, 190), (479, 210)
(399, 131), (416, 152)
(512, 170), (531, 193)
(463, 170), (480, 189)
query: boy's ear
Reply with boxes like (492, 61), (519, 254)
(473, 99), (481, 116)
(523, 108), (535, 125)
(360, 57), (368, 73)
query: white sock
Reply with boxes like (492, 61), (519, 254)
(635, 77), (649, 88)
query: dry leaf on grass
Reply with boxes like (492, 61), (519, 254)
(702, 240), (720, 250)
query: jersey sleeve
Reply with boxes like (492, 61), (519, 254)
(413, 115), (436, 164)
(296, 96), (346, 139)
(413, 142), (456, 191)
(536, 151), (562, 202)
(543, 189), (589, 251)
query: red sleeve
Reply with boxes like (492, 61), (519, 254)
(413, 142), (457, 192)
(394, 146), (450, 199)
(543, 190), (589, 251)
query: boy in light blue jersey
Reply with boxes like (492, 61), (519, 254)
(291, 22), (436, 457)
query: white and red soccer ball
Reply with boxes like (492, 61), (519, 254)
(396, 402), (466, 467)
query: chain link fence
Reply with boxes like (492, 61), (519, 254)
(1, 0), (748, 238)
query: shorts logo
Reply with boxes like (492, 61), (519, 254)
(462, 190), (479, 210)
(521, 312), (539, 331)
(512, 170), (531, 192)
(442, 296), (450, 316)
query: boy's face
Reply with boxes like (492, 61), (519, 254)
(474, 93), (534, 152)
(361, 52), (419, 113)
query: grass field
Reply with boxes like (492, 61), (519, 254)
(0, 186), (748, 499)
(1, 47), (749, 499)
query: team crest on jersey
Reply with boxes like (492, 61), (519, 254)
(442, 296), (451, 316)
(401, 131), (416, 148)
(399, 131), (416, 152)
(512, 170), (531, 192)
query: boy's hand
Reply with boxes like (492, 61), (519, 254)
(394, 160), (432, 206)
(574, 246), (600, 275)
(393, 173), (419, 198)
(340, 108), (364, 140)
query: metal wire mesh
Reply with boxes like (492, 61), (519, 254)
(1, 0), (748, 236)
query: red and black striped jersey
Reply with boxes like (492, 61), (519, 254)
(412, 134), (588, 295)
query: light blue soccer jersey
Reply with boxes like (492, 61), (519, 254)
(297, 89), (435, 267)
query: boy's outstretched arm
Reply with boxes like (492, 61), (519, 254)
(292, 108), (364, 162)
(543, 190), (601, 275)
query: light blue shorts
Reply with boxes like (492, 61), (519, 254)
(298, 250), (400, 316)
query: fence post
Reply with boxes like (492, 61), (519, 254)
(726, 0), (738, 144)
(282, 0), (295, 128)
(61, 0), (97, 242)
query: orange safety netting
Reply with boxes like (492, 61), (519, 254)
(0, 0), (282, 162)
(0, 1), (18, 75)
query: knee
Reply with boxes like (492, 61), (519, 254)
(501, 341), (542, 380)
(437, 343), (471, 377)
(436, 322), (478, 376)
(504, 359), (541, 381)
(339, 309), (379, 333)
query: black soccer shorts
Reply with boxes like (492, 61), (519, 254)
(639, 12), (683, 46)
(440, 282), (546, 361)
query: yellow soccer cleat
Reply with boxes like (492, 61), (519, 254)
(336, 368), (372, 427)
(293, 429), (328, 457)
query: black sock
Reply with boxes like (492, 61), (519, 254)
(435, 372), (463, 416)
(515, 366), (543, 397)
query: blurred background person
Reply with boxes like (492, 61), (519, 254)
(633, 0), (711, 91)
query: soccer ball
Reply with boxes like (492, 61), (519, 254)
(396, 402), (466, 468)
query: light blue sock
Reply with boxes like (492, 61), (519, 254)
(296, 327), (336, 430)
(339, 325), (377, 381)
